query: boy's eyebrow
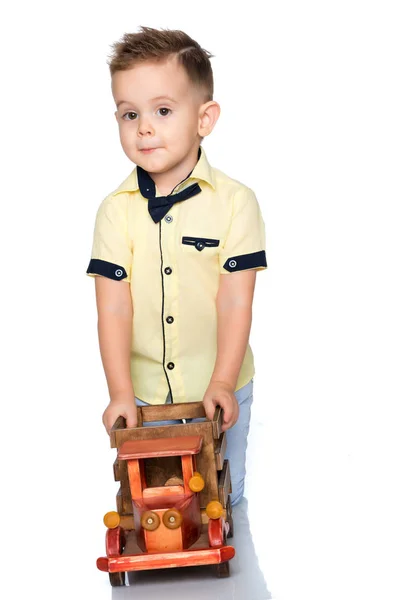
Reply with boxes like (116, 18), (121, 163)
(116, 95), (178, 108)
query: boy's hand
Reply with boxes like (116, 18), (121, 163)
(102, 392), (138, 435)
(202, 380), (239, 432)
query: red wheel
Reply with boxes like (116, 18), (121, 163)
(106, 526), (125, 557)
(208, 517), (225, 547)
(106, 527), (126, 586)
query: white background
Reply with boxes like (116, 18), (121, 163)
(2, 1), (399, 599)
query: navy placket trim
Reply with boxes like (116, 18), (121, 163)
(140, 147), (202, 404)
(159, 221), (174, 403)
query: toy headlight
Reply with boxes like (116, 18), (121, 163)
(103, 511), (121, 529)
(189, 472), (205, 492)
(206, 501), (224, 520)
(141, 510), (161, 531)
(163, 509), (183, 529)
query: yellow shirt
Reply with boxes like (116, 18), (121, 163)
(86, 146), (267, 405)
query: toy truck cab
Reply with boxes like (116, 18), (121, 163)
(97, 402), (235, 586)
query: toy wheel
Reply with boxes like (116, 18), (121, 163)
(106, 526), (126, 557)
(215, 561), (230, 578)
(109, 571), (126, 587)
(226, 495), (234, 538)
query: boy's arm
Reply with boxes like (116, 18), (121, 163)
(203, 270), (256, 431)
(211, 269), (256, 387)
(94, 276), (137, 432)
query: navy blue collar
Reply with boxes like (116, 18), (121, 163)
(137, 147), (203, 223)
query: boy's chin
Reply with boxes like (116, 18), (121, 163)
(136, 155), (177, 174)
(134, 150), (164, 168)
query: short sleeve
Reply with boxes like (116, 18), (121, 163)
(218, 187), (268, 273)
(86, 194), (133, 282)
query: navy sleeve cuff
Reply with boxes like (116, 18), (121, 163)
(86, 259), (128, 281)
(222, 250), (267, 272)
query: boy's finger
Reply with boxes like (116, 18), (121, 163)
(126, 415), (137, 428)
(222, 402), (233, 423)
(203, 398), (215, 421)
(222, 419), (233, 432)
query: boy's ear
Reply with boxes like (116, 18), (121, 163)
(198, 101), (221, 138)
(114, 111), (118, 121)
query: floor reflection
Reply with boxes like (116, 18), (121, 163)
(111, 497), (271, 600)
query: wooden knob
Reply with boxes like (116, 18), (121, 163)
(189, 472), (205, 492)
(103, 511), (120, 529)
(163, 509), (183, 529)
(141, 510), (160, 531)
(206, 501), (224, 520)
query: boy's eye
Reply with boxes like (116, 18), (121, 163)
(157, 107), (171, 117)
(123, 112), (137, 121)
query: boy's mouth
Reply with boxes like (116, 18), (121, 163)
(140, 148), (158, 154)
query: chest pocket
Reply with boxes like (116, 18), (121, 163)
(181, 236), (220, 252)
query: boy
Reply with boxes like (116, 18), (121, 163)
(86, 26), (267, 506)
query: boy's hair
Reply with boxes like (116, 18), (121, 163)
(107, 26), (215, 102)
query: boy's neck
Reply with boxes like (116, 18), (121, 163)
(148, 145), (201, 196)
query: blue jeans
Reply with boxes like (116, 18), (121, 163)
(134, 378), (254, 507)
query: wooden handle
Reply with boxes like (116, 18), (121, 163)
(111, 416), (126, 431)
(109, 402), (224, 439)
(139, 401), (204, 422)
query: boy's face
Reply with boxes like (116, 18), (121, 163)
(112, 55), (218, 174)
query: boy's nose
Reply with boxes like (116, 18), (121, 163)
(137, 118), (154, 136)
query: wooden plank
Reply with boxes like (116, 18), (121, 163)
(113, 458), (120, 482)
(110, 417), (126, 448)
(118, 436), (203, 460)
(116, 485), (132, 515)
(212, 407), (224, 440)
(214, 432), (227, 471)
(218, 459), (231, 508)
(116, 487), (123, 514)
(181, 455), (194, 494)
(141, 402), (206, 422)
(116, 461), (130, 513)
(142, 485), (184, 499)
(111, 402), (222, 429)
(106, 546), (235, 571)
(127, 460), (144, 501)
(113, 422), (218, 509)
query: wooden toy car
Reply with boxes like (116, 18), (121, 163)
(96, 401), (235, 586)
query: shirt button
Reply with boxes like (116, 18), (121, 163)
(165, 215), (173, 223)
(167, 362), (175, 370)
(164, 267), (172, 275)
(166, 316), (174, 324)
(195, 241), (204, 251)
